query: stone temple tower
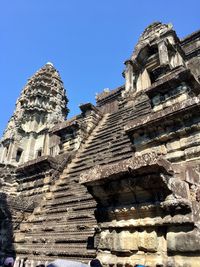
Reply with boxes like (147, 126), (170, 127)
(0, 62), (68, 165)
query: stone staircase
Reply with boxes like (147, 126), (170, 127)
(13, 95), (151, 264)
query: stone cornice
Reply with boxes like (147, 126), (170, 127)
(125, 96), (200, 133)
(50, 117), (80, 135)
(16, 155), (58, 175)
(181, 29), (200, 45)
(143, 66), (200, 97)
(80, 152), (173, 185)
(96, 85), (124, 105)
(79, 102), (102, 116)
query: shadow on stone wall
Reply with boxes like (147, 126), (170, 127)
(0, 192), (16, 263)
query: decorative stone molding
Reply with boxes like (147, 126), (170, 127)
(80, 152), (173, 185)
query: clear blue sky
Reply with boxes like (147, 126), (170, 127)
(0, 0), (199, 136)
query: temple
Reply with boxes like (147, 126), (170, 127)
(0, 22), (200, 267)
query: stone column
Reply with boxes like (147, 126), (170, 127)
(124, 60), (135, 92)
(136, 68), (151, 91)
(158, 40), (169, 66)
(7, 142), (15, 164)
(0, 145), (8, 163)
(19, 259), (24, 267)
(30, 260), (35, 267)
(43, 132), (49, 155)
(13, 257), (20, 267)
(25, 260), (31, 267)
(24, 133), (36, 161)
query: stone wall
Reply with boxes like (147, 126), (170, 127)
(0, 22), (200, 267)
(80, 23), (200, 267)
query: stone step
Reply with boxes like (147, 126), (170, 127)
(51, 187), (88, 198)
(21, 230), (94, 238)
(15, 243), (96, 257)
(80, 135), (124, 153)
(46, 195), (94, 207)
(72, 138), (131, 166)
(92, 123), (121, 136)
(14, 255), (93, 265)
(45, 202), (96, 214)
(66, 165), (95, 176)
(34, 200), (95, 217)
(105, 152), (133, 164)
(83, 131), (128, 146)
(87, 129), (120, 143)
(21, 224), (96, 236)
(76, 146), (133, 167)
(24, 219), (96, 232)
(23, 219), (96, 231)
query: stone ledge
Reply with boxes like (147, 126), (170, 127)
(80, 152), (173, 185)
(50, 117), (80, 135)
(143, 66), (200, 97)
(96, 85), (124, 105)
(167, 228), (200, 252)
(16, 155), (59, 175)
(181, 28), (200, 45)
(125, 96), (200, 133)
(79, 102), (102, 115)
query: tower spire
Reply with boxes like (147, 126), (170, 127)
(0, 64), (69, 165)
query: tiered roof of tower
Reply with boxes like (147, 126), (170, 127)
(3, 63), (68, 141)
(0, 63), (69, 165)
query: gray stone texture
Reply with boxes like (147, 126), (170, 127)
(0, 22), (200, 267)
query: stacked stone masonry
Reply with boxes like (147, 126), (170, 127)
(1, 22), (200, 267)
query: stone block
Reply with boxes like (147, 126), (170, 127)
(165, 150), (185, 161)
(138, 229), (158, 252)
(14, 233), (25, 243)
(19, 223), (31, 232)
(166, 140), (181, 152)
(138, 231), (158, 252)
(167, 229), (200, 252)
(170, 255), (200, 267)
(114, 231), (138, 252)
(99, 230), (139, 252)
(98, 230), (113, 250)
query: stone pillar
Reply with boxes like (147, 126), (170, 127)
(24, 133), (35, 162)
(30, 260), (35, 267)
(170, 52), (184, 68)
(43, 132), (49, 155)
(7, 142), (15, 164)
(25, 260), (31, 267)
(13, 257), (20, 267)
(124, 60), (135, 92)
(158, 40), (169, 66)
(136, 68), (151, 91)
(19, 259), (24, 267)
(0, 145), (8, 163)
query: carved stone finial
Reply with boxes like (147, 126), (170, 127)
(46, 62), (54, 67)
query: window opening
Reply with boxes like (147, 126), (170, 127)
(16, 149), (23, 162)
(37, 149), (42, 157)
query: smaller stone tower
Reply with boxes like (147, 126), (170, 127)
(123, 22), (185, 96)
(0, 63), (69, 165)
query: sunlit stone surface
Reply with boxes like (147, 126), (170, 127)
(1, 22), (200, 266)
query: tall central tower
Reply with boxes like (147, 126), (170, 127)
(0, 63), (69, 165)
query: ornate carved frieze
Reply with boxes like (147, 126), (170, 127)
(80, 152), (173, 185)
